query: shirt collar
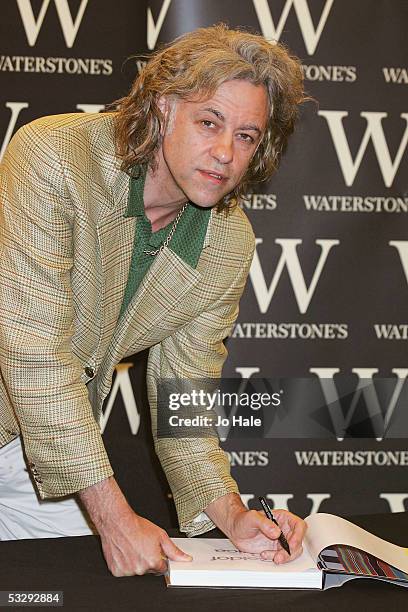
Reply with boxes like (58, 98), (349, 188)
(124, 165), (146, 218)
(123, 164), (214, 252)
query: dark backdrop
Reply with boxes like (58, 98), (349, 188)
(1, 0), (407, 526)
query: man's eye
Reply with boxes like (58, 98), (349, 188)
(239, 133), (254, 143)
(201, 120), (215, 128)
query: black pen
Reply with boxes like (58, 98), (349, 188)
(258, 496), (291, 556)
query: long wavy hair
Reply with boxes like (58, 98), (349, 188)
(112, 24), (306, 210)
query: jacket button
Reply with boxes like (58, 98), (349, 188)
(84, 366), (95, 379)
(5, 428), (17, 436)
(34, 476), (43, 484)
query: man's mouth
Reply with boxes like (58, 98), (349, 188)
(198, 170), (227, 184)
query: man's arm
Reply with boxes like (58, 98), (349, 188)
(77, 476), (192, 576)
(146, 240), (254, 537)
(146, 231), (306, 561)
(0, 120), (112, 496)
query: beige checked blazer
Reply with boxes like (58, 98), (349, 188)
(0, 112), (255, 535)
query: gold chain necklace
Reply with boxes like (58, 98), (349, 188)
(143, 202), (189, 256)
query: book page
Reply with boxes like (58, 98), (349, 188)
(172, 537), (317, 573)
(305, 513), (408, 573)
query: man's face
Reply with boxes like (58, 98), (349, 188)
(158, 79), (269, 207)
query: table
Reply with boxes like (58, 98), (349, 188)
(1, 512), (407, 611)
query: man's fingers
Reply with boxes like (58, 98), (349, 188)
(287, 528), (305, 557)
(261, 543), (303, 565)
(252, 511), (281, 540)
(273, 510), (307, 550)
(260, 549), (278, 562)
(267, 509), (307, 562)
(110, 556), (169, 577)
(147, 558), (169, 575)
(274, 544), (303, 564)
(278, 510), (307, 555)
(161, 536), (192, 561)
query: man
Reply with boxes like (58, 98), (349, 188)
(0, 25), (306, 576)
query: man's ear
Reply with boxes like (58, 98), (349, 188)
(157, 96), (172, 135)
(157, 96), (168, 136)
(157, 95), (167, 115)
(157, 96), (179, 136)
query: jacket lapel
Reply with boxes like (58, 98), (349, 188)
(95, 245), (202, 407)
(94, 169), (135, 362)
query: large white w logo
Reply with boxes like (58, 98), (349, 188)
(319, 111), (408, 187)
(0, 102), (29, 161)
(389, 241), (408, 287)
(100, 363), (140, 435)
(147, 0), (172, 50)
(16, 0), (88, 47)
(252, 0), (334, 55)
(310, 367), (408, 440)
(249, 238), (339, 314)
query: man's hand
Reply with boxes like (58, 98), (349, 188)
(78, 477), (191, 576)
(205, 493), (306, 564)
(226, 507), (306, 564)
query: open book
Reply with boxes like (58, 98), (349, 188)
(167, 513), (408, 589)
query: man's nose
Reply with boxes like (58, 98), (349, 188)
(210, 134), (234, 164)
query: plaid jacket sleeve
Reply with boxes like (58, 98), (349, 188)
(0, 120), (113, 498)
(146, 238), (255, 537)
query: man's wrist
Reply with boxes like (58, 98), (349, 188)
(204, 492), (248, 540)
(77, 476), (133, 532)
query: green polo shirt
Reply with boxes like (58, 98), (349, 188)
(119, 167), (211, 317)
